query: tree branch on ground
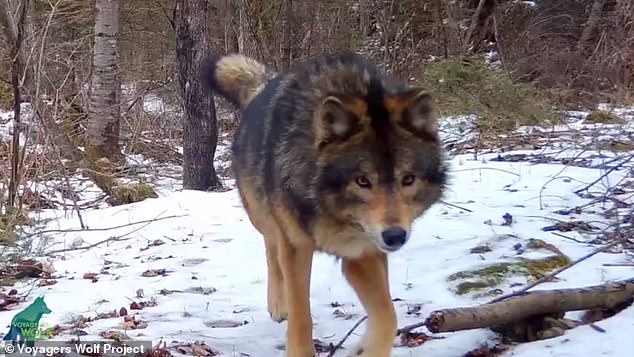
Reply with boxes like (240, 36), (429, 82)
(415, 278), (634, 334)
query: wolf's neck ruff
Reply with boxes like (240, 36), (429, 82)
(202, 52), (447, 357)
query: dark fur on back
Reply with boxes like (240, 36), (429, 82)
(203, 52), (447, 248)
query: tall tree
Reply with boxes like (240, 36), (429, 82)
(0, 0), (29, 211)
(86, 0), (121, 161)
(281, 0), (292, 70)
(175, 0), (220, 190)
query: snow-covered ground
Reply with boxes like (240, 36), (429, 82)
(0, 104), (633, 356)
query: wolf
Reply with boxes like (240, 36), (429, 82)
(3, 296), (52, 347)
(201, 52), (447, 357)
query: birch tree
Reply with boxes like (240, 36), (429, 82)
(86, 0), (121, 161)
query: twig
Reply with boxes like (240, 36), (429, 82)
(15, 278), (41, 305)
(45, 214), (171, 256)
(573, 154), (634, 195)
(487, 235), (631, 304)
(551, 232), (590, 244)
(326, 316), (367, 357)
(538, 149), (588, 210)
(451, 167), (521, 177)
(440, 200), (473, 213)
(602, 263), (634, 267)
(22, 213), (185, 239)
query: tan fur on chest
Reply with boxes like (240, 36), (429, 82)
(311, 217), (378, 259)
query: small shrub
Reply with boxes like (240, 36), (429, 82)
(421, 58), (560, 133)
(584, 110), (624, 124)
(0, 81), (12, 110)
(0, 211), (35, 245)
(109, 182), (158, 206)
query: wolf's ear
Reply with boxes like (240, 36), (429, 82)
(392, 89), (438, 138)
(314, 96), (360, 147)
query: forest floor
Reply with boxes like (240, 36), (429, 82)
(0, 103), (633, 356)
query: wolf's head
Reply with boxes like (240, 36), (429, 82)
(31, 296), (52, 315)
(315, 86), (447, 253)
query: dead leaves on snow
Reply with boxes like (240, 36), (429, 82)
(0, 289), (20, 310)
(0, 259), (55, 286)
(123, 315), (148, 330)
(129, 297), (158, 310)
(140, 239), (166, 251)
(541, 220), (598, 233)
(141, 268), (170, 277)
(83, 272), (99, 282)
(463, 343), (512, 357)
(396, 331), (445, 348)
(204, 319), (247, 328)
(175, 342), (218, 356)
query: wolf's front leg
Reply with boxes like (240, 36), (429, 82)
(342, 253), (396, 357)
(278, 239), (316, 357)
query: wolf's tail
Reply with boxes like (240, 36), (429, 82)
(201, 54), (271, 109)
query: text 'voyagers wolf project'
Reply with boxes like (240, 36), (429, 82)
(202, 52), (447, 357)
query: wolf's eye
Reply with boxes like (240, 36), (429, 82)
(401, 174), (416, 186)
(355, 176), (372, 189)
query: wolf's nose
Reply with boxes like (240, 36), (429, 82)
(381, 228), (407, 249)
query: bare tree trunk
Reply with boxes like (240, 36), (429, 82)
(5, 0), (29, 211)
(175, 0), (220, 191)
(223, 0), (238, 53)
(86, 0), (121, 161)
(577, 0), (606, 53)
(433, 0), (449, 59)
(281, 0), (292, 71)
(359, 0), (370, 37)
(0, 0), (79, 163)
(491, 0), (505, 69)
(462, 0), (495, 56)
(237, 0), (246, 53)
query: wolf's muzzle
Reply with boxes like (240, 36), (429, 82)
(381, 227), (407, 251)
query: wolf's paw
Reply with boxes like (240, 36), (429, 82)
(267, 298), (288, 322)
(345, 343), (365, 357)
(345, 343), (391, 357)
(269, 308), (288, 322)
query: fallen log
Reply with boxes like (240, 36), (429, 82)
(398, 277), (634, 334)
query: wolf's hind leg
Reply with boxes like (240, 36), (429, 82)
(342, 253), (396, 357)
(235, 181), (288, 322)
(264, 229), (287, 322)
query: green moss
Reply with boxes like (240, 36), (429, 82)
(0, 81), (12, 110)
(456, 281), (498, 295)
(584, 110), (623, 124)
(0, 212), (35, 245)
(59, 102), (87, 146)
(448, 263), (511, 281)
(470, 245), (493, 254)
(421, 58), (560, 133)
(110, 183), (158, 205)
(449, 255), (570, 296)
(516, 255), (571, 280)
(525, 238), (564, 256)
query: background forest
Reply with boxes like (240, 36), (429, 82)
(1, 0), (632, 203)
